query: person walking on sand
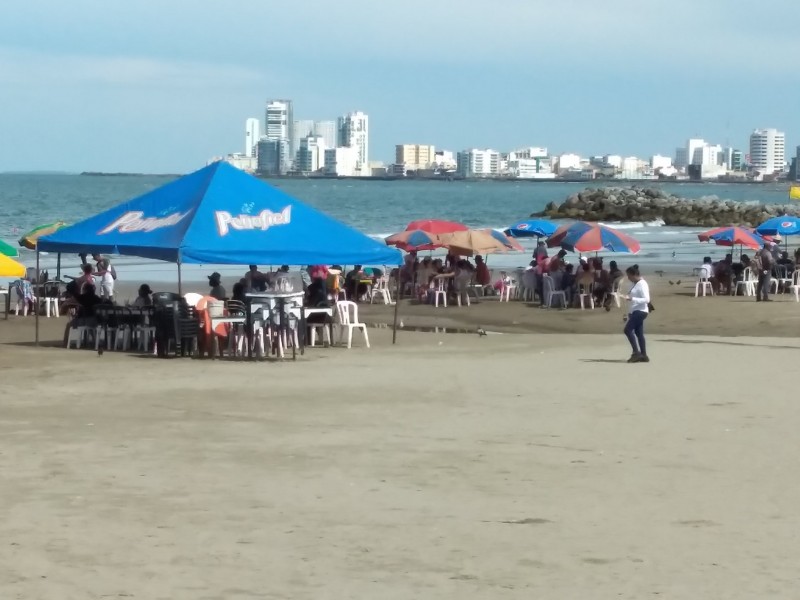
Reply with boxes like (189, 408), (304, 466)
(623, 265), (650, 363)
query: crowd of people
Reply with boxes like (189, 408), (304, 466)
(699, 240), (799, 301)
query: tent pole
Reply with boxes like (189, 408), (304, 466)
(56, 253), (61, 280)
(392, 266), (402, 344)
(35, 247), (40, 347)
(177, 260), (183, 296)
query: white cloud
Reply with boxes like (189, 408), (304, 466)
(0, 48), (268, 88)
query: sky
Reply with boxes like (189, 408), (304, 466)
(1, 0), (799, 173)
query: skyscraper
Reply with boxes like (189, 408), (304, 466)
(266, 100), (294, 175)
(264, 99), (293, 142)
(749, 128), (785, 175)
(313, 120), (337, 150)
(291, 120), (314, 164)
(337, 111), (369, 176)
(245, 118), (260, 158)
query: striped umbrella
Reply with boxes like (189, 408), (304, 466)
(547, 222), (641, 254)
(385, 229), (442, 251)
(697, 226), (765, 250)
(18, 221), (68, 250)
(480, 229), (524, 252)
(0, 239), (19, 257)
(0, 254), (26, 278)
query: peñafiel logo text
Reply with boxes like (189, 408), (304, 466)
(99, 211), (190, 234)
(215, 207), (291, 236)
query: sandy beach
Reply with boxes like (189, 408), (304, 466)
(2, 278), (800, 598)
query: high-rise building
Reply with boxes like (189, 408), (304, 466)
(395, 144), (435, 170)
(297, 136), (327, 173)
(256, 138), (291, 176)
(749, 128), (785, 175)
(245, 118), (260, 158)
(337, 112), (369, 175)
(313, 121), (337, 150)
(324, 147), (359, 177)
(456, 149), (500, 177)
(265, 99), (293, 143)
(291, 120), (314, 164)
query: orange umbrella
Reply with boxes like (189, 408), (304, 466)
(435, 229), (521, 256)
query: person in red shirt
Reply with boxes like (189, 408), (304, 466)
(475, 255), (491, 286)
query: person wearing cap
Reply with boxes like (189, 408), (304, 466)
(132, 284), (153, 307)
(208, 272), (226, 300)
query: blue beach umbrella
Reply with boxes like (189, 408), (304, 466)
(755, 216), (800, 237)
(505, 219), (558, 238)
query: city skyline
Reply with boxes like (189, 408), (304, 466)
(1, 0), (798, 172)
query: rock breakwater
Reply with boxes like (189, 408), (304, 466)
(534, 187), (800, 228)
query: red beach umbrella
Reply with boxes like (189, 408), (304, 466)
(405, 219), (468, 234)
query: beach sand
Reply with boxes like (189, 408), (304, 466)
(1, 287), (800, 597)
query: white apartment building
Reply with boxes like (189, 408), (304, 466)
(338, 111), (369, 175)
(297, 136), (327, 173)
(222, 153), (257, 173)
(749, 128), (785, 175)
(244, 118), (260, 158)
(557, 153), (582, 171)
(313, 120), (337, 150)
(510, 147), (548, 160)
(604, 155), (622, 169)
(265, 99), (293, 142)
(324, 146), (359, 177)
(650, 154), (672, 170)
(507, 158), (555, 179)
(796, 146), (800, 181)
(456, 149), (500, 177)
(433, 150), (456, 170)
(395, 144), (435, 170)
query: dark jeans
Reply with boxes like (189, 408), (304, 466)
(757, 271), (771, 300)
(624, 310), (648, 356)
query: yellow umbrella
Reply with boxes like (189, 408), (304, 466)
(0, 254), (26, 278)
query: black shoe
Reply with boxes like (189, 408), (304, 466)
(639, 355), (650, 363)
(627, 353), (641, 363)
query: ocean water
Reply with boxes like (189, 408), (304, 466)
(0, 174), (792, 282)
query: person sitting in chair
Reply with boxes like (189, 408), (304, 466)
(132, 284), (153, 307)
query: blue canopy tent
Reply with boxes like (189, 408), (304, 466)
(36, 162), (404, 345)
(38, 162), (401, 266)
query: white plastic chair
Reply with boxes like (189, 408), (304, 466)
(369, 277), (394, 305)
(308, 322), (331, 347)
(335, 301), (370, 348)
(499, 273), (517, 302)
(67, 324), (89, 349)
(734, 267), (756, 297)
(433, 278), (448, 308)
(184, 292), (203, 307)
(521, 270), (537, 302)
(775, 266), (793, 294)
(577, 282), (595, 310)
(610, 277), (625, 308)
(542, 275), (567, 308)
(790, 270), (800, 302)
(454, 275), (471, 307)
(694, 275), (714, 297)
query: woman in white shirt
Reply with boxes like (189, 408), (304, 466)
(623, 265), (650, 363)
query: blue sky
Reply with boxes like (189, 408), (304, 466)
(1, 0), (798, 173)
